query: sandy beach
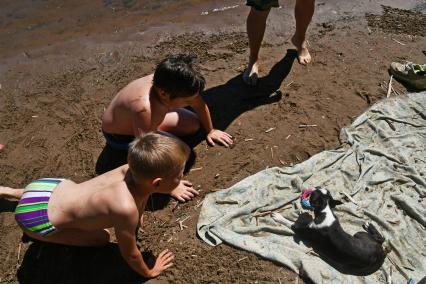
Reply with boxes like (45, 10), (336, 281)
(0, 0), (425, 282)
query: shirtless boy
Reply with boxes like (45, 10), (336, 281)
(0, 133), (188, 278)
(101, 54), (232, 202)
(102, 53), (233, 148)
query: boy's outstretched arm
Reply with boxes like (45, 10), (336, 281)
(191, 96), (233, 147)
(113, 208), (174, 278)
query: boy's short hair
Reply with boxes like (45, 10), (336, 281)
(128, 133), (190, 180)
(153, 54), (206, 99)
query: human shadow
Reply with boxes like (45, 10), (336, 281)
(17, 241), (151, 284)
(0, 199), (17, 213)
(202, 49), (297, 132)
(291, 213), (385, 276)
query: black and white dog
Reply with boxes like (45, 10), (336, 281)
(272, 187), (389, 275)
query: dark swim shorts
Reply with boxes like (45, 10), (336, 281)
(102, 130), (134, 151)
(246, 0), (279, 11)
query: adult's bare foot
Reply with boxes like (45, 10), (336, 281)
(242, 61), (259, 86)
(291, 35), (311, 65)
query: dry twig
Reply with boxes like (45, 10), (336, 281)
(216, 200), (238, 205)
(299, 124), (317, 128)
(392, 38), (406, 46)
(340, 191), (358, 206)
(190, 167), (203, 172)
(387, 75), (393, 98)
(265, 127), (275, 133)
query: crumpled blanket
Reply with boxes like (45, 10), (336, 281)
(197, 92), (426, 283)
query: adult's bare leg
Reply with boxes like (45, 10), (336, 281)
(243, 7), (271, 86)
(291, 0), (315, 65)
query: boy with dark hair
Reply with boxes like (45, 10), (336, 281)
(0, 133), (190, 278)
(101, 54), (233, 202)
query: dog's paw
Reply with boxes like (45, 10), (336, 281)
(272, 212), (293, 227)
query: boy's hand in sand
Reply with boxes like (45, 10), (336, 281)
(170, 180), (199, 202)
(207, 129), (233, 147)
(148, 249), (174, 278)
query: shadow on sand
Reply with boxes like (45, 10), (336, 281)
(17, 241), (153, 284)
(0, 199), (17, 213)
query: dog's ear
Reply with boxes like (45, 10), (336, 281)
(327, 191), (343, 208)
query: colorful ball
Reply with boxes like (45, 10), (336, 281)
(300, 188), (313, 210)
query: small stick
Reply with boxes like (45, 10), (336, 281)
(270, 147), (274, 160)
(387, 75), (393, 98)
(299, 124), (317, 128)
(179, 222), (183, 231)
(244, 138), (254, 142)
(392, 38), (406, 46)
(17, 243), (22, 264)
(278, 158), (285, 166)
(216, 200), (238, 205)
(237, 256), (248, 262)
(340, 191), (358, 206)
(286, 81), (294, 87)
(285, 134), (291, 140)
(278, 278), (282, 284)
(391, 86), (400, 96)
(387, 265), (392, 284)
(180, 216), (190, 223)
(167, 237), (173, 242)
(387, 255), (409, 280)
(265, 127), (275, 133)
(295, 155), (300, 161)
(190, 167), (203, 172)
(195, 200), (204, 208)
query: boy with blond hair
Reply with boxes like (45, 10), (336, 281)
(0, 133), (189, 278)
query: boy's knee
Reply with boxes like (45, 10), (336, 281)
(189, 119), (201, 135)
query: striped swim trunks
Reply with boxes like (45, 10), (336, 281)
(15, 178), (66, 237)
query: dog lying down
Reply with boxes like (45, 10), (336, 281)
(272, 187), (390, 275)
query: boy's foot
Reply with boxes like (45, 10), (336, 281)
(0, 143), (4, 151)
(0, 186), (13, 199)
(242, 61), (259, 86)
(291, 35), (311, 65)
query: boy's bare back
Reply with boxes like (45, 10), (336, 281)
(49, 165), (144, 231)
(102, 74), (167, 137)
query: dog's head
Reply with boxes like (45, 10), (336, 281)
(309, 187), (341, 211)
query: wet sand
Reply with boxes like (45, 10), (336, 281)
(0, 0), (425, 283)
